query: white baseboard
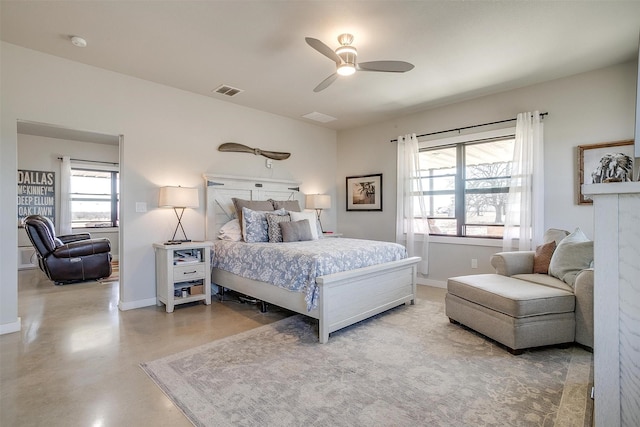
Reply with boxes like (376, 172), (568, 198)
(0, 317), (22, 335)
(417, 277), (447, 289)
(118, 297), (156, 311)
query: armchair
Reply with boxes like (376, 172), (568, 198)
(23, 215), (112, 285)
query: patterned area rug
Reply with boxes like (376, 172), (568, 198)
(140, 300), (592, 427)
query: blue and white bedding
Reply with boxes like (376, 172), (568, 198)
(212, 238), (408, 311)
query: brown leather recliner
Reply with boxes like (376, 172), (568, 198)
(23, 215), (112, 285)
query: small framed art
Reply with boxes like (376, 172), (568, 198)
(578, 139), (634, 204)
(346, 173), (383, 211)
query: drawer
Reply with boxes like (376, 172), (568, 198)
(173, 263), (205, 282)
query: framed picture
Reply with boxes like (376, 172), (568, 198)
(578, 139), (634, 204)
(346, 174), (383, 211)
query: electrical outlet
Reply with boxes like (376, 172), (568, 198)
(471, 258), (478, 269)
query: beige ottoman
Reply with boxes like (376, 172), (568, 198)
(445, 274), (576, 354)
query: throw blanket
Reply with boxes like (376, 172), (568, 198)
(212, 238), (408, 311)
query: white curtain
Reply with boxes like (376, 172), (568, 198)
(59, 155), (72, 235)
(503, 111), (544, 251)
(396, 133), (429, 274)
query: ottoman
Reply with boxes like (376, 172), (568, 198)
(445, 274), (576, 354)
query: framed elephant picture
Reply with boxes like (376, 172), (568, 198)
(578, 139), (634, 204)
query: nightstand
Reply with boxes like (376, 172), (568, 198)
(153, 241), (213, 313)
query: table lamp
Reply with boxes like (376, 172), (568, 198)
(305, 194), (331, 233)
(159, 186), (199, 244)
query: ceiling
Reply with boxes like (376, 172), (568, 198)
(2, 1), (639, 131)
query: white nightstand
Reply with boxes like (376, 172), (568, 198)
(153, 241), (213, 313)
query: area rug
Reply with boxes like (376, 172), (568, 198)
(98, 261), (119, 283)
(140, 300), (592, 427)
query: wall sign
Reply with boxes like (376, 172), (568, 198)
(17, 169), (55, 227)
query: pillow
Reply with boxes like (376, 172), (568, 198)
(266, 213), (291, 243)
(543, 228), (570, 245)
(269, 199), (301, 212)
(548, 228), (594, 287)
(232, 198), (274, 236)
(289, 211), (320, 240)
(533, 240), (556, 274)
(280, 219), (313, 242)
(242, 207), (286, 243)
(217, 219), (242, 241)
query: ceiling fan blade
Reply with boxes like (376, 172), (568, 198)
(305, 37), (341, 65)
(358, 60), (415, 73)
(313, 73), (338, 92)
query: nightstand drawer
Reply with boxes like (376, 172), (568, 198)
(173, 264), (205, 282)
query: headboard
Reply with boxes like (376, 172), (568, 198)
(202, 174), (303, 240)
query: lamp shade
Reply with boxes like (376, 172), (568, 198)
(306, 194), (331, 210)
(158, 186), (199, 208)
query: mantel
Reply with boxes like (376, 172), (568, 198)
(582, 181), (640, 196)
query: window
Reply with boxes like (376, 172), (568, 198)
(70, 167), (119, 228)
(418, 134), (514, 238)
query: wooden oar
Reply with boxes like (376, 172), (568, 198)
(218, 143), (291, 160)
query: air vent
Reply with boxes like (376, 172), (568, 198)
(213, 85), (244, 97)
(302, 111), (337, 123)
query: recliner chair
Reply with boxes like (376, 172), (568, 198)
(23, 215), (112, 285)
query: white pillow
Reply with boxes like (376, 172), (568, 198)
(289, 211), (320, 240)
(218, 219), (242, 241)
(548, 228), (593, 287)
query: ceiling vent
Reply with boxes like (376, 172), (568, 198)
(302, 111), (337, 123)
(213, 84), (244, 97)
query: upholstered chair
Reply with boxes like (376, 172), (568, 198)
(23, 215), (112, 284)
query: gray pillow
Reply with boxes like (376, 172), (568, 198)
(269, 199), (301, 212)
(280, 219), (313, 242)
(266, 213), (290, 243)
(232, 198), (274, 237)
(548, 228), (593, 287)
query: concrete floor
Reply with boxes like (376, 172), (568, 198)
(0, 269), (446, 426)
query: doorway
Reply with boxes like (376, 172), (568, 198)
(16, 120), (121, 289)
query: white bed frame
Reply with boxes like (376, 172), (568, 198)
(203, 174), (420, 343)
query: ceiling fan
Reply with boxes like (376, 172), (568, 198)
(305, 33), (414, 92)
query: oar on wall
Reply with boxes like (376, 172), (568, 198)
(218, 143), (291, 160)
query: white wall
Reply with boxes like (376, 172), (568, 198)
(17, 133), (120, 257)
(337, 61), (637, 284)
(1, 42), (337, 331)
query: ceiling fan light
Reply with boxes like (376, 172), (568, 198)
(335, 45), (357, 56)
(337, 64), (356, 76)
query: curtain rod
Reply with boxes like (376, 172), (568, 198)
(389, 112), (548, 143)
(58, 157), (119, 166)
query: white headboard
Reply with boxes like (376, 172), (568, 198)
(202, 174), (303, 240)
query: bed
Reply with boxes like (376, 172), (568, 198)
(203, 174), (421, 343)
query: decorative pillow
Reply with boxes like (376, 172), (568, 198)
(217, 219), (242, 241)
(549, 228), (594, 287)
(269, 199), (301, 212)
(266, 213), (291, 243)
(280, 219), (313, 242)
(289, 211), (320, 240)
(242, 207), (286, 243)
(533, 240), (556, 274)
(232, 198), (274, 236)
(543, 228), (570, 245)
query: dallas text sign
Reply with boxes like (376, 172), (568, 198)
(17, 169), (55, 227)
